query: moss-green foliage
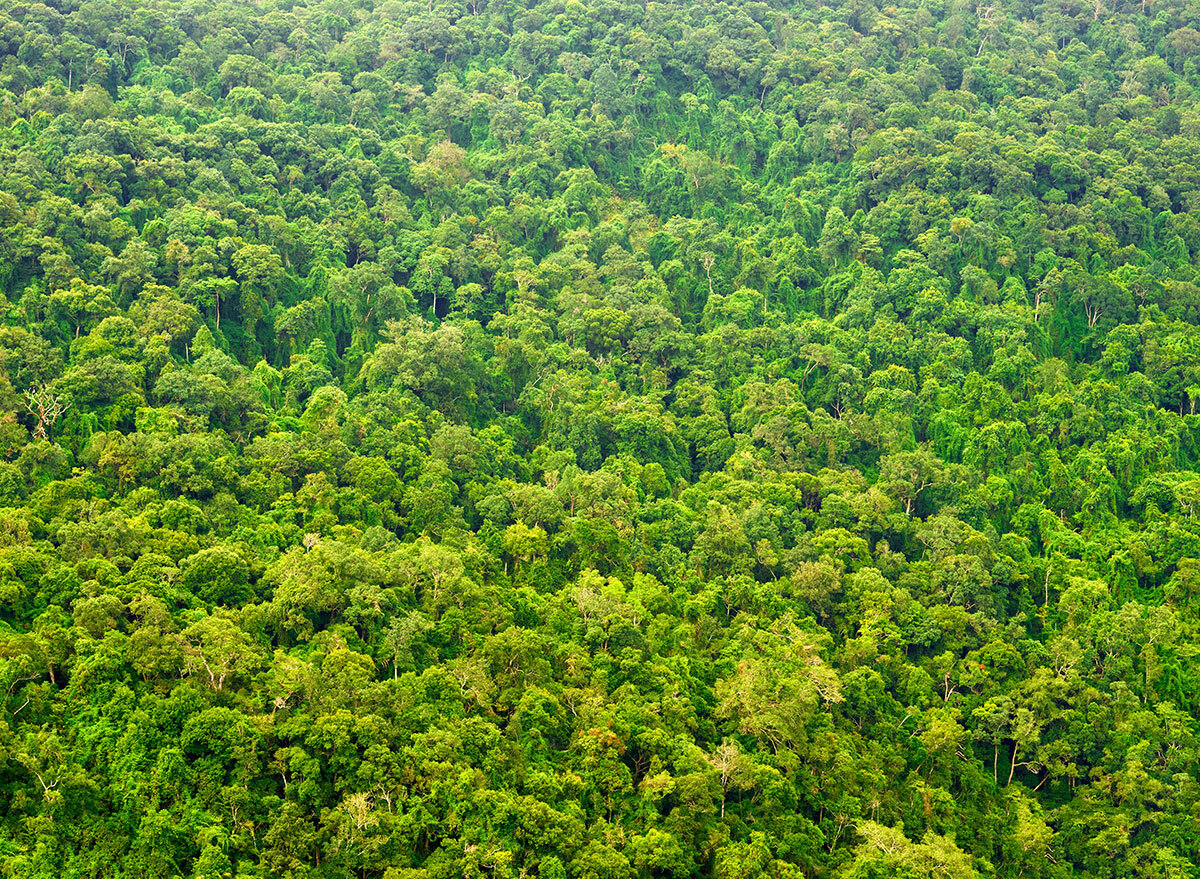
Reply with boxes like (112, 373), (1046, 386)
(0, 0), (1199, 876)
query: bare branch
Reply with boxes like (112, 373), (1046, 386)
(23, 384), (70, 440)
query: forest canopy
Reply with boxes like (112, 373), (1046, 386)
(0, 0), (1199, 876)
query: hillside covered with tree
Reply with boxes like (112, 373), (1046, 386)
(1, 0), (1200, 875)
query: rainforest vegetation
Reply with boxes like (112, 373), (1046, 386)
(1, 0), (1200, 875)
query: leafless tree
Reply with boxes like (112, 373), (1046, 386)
(23, 385), (69, 440)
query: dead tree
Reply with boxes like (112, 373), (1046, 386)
(23, 385), (69, 440)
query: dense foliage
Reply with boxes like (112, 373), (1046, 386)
(2, 0), (1200, 875)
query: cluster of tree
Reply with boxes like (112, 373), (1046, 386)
(1, 0), (1200, 876)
